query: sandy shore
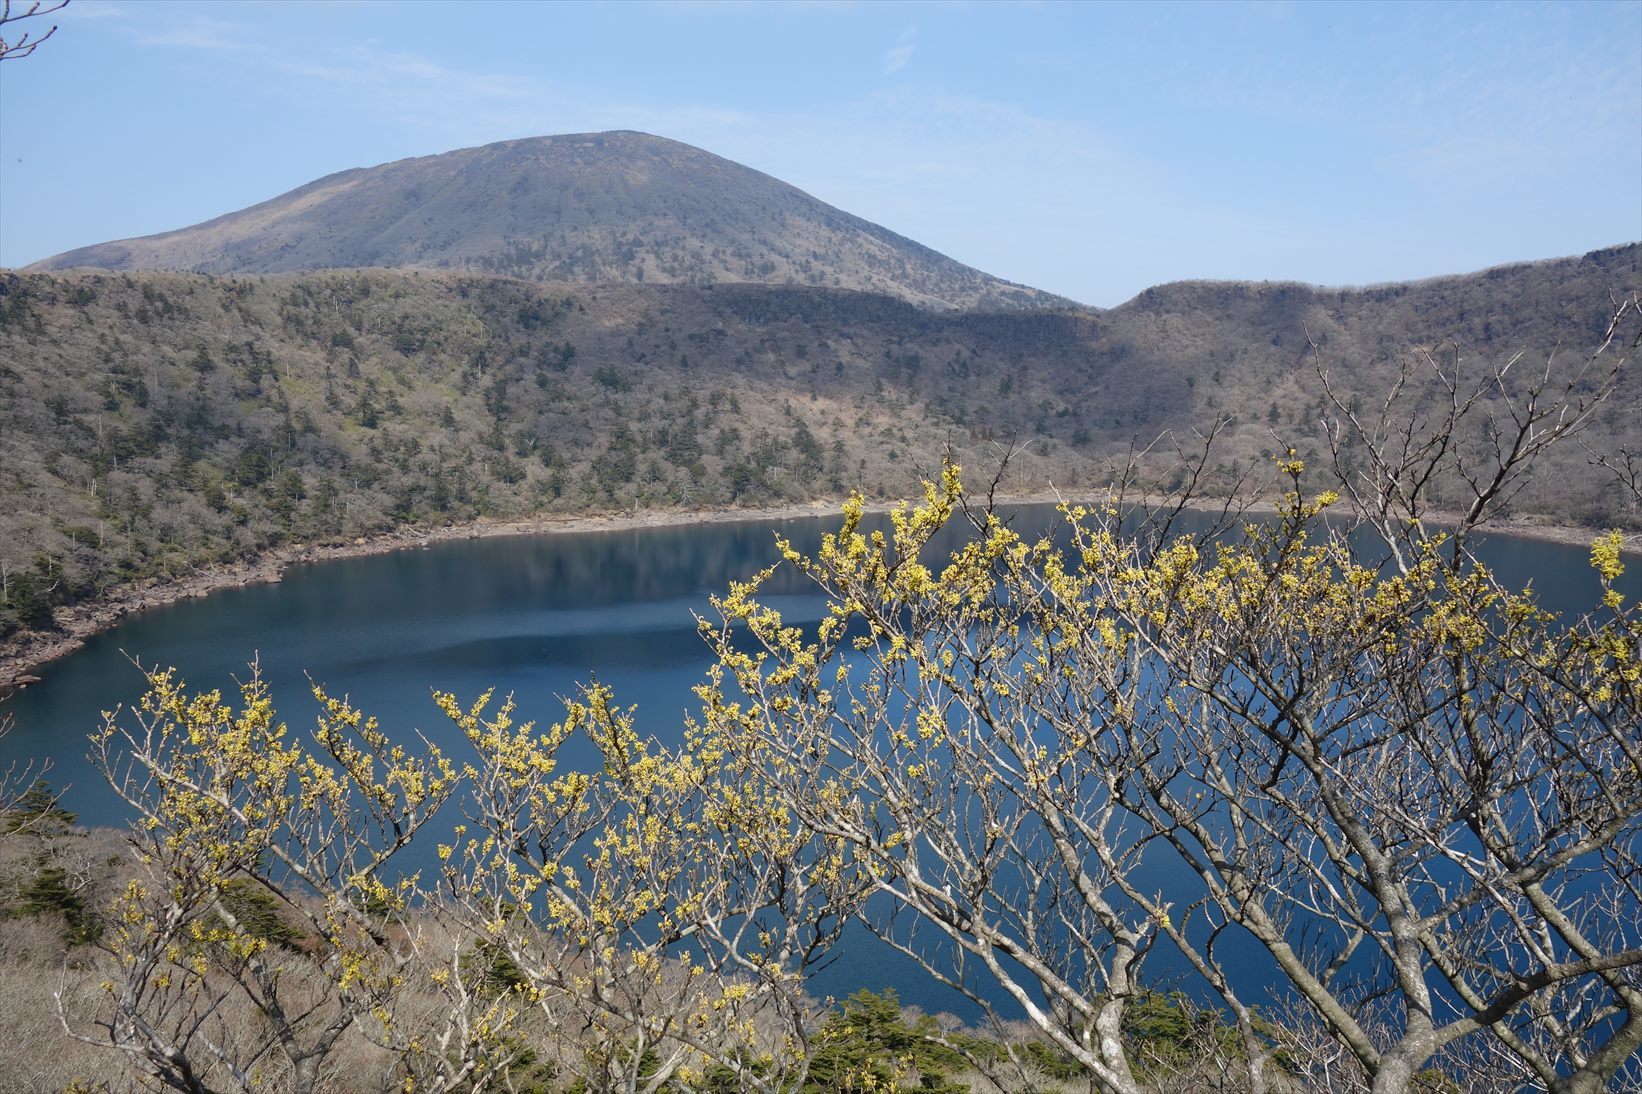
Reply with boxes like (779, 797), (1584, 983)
(1, 495), (1633, 692)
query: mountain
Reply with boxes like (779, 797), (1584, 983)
(26, 132), (1062, 311)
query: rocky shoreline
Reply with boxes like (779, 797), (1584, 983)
(0, 500), (853, 693)
(2, 496), (1633, 694)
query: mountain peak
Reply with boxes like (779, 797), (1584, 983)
(29, 131), (1064, 310)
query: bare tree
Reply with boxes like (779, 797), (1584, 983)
(0, 0), (67, 62)
(1316, 292), (1641, 571)
(0, 706), (60, 842)
(699, 299), (1642, 1092)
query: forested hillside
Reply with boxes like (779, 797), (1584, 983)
(1, 242), (1638, 646)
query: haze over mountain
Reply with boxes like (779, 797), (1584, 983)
(27, 132), (1062, 311)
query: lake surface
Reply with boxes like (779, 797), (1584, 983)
(4, 506), (1634, 1019)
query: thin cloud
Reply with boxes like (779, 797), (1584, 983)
(884, 24), (915, 75)
(287, 46), (540, 102)
(133, 23), (243, 52)
(90, 7), (251, 54)
(59, 1), (134, 21)
(273, 46), (559, 145)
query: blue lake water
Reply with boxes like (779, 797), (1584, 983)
(3, 506), (1634, 1020)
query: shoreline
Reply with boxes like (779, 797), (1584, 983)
(0, 499), (868, 692)
(1, 495), (1633, 692)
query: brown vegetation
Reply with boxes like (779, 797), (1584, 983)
(1, 246), (1638, 667)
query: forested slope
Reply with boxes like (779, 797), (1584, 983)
(1, 242), (1637, 645)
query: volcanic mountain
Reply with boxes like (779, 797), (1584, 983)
(28, 131), (1061, 311)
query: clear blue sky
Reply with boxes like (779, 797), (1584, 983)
(1, 0), (1637, 306)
